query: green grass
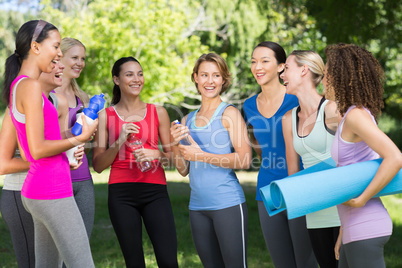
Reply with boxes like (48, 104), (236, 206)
(1, 171), (401, 267)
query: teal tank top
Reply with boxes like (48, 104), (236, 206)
(292, 98), (340, 228)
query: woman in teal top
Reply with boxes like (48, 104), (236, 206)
(281, 50), (341, 268)
(170, 53), (251, 268)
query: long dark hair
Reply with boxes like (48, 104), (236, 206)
(111, 56), (141, 105)
(254, 41), (287, 76)
(2, 20), (58, 105)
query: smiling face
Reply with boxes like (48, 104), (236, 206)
(61, 45), (85, 80)
(251, 46), (284, 86)
(113, 61), (144, 96)
(38, 60), (65, 91)
(280, 55), (304, 94)
(35, 29), (62, 73)
(193, 61), (224, 98)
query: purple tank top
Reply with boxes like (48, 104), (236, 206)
(331, 105), (392, 244)
(68, 96), (92, 182)
(10, 75), (72, 200)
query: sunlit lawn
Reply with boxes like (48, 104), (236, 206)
(0, 170), (401, 267)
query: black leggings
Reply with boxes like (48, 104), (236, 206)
(308, 227), (340, 268)
(108, 183), (178, 268)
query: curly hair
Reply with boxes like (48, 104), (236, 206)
(324, 43), (385, 117)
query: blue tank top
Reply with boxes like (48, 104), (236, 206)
(243, 93), (299, 201)
(186, 102), (246, 210)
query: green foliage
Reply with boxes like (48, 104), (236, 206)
(38, 0), (208, 105)
(304, 0), (402, 147)
(191, 0), (327, 107)
(0, 0), (399, 146)
(0, 10), (26, 110)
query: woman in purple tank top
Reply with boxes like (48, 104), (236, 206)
(324, 43), (402, 268)
(2, 20), (97, 267)
(54, 37), (96, 240)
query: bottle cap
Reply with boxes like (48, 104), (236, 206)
(88, 93), (106, 112)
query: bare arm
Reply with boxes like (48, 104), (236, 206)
(342, 108), (402, 207)
(248, 125), (262, 157)
(324, 100), (341, 133)
(55, 93), (69, 139)
(133, 106), (172, 166)
(17, 79), (97, 160)
(178, 106), (252, 169)
(170, 115), (190, 176)
(282, 110), (300, 176)
(334, 227), (342, 260)
(92, 109), (140, 173)
(0, 108), (30, 175)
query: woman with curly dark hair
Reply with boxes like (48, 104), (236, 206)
(325, 43), (402, 268)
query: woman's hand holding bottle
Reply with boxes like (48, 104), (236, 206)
(170, 120), (190, 146)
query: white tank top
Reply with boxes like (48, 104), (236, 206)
(292, 98), (341, 229)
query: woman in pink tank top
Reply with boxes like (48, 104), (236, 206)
(2, 20), (97, 267)
(324, 44), (402, 268)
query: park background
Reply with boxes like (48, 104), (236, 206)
(0, 0), (401, 267)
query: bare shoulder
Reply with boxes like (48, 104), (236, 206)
(222, 105), (241, 118)
(282, 109), (293, 122)
(16, 79), (42, 106)
(324, 100), (342, 123)
(155, 104), (167, 114)
(324, 100), (339, 116)
(98, 108), (107, 119)
(18, 78), (41, 94)
(154, 104), (169, 120)
(54, 93), (68, 107)
(344, 107), (374, 128)
(222, 105), (244, 129)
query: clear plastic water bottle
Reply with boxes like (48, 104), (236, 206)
(173, 119), (191, 145)
(71, 93), (105, 136)
(127, 133), (153, 172)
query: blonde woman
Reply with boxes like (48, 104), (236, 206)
(281, 50), (341, 268)
(54, 37), (94, 239)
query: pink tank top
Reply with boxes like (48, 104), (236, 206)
(9, 75), (72, 200)
(331, 105), (392, 244)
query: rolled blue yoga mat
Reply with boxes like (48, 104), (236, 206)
(260, 157), (402, 219)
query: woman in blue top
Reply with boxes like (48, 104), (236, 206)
(170, 53), (252, 268)
(243, 42), (317, 267)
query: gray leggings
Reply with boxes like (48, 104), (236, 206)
(190, 203), (248, 268)
(22, 196), (94, 268)
(0, 190), (35, 267)
(339, 236), (390, 268)
(258, 201), (317, 268)
(72, 179), (95, 238)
